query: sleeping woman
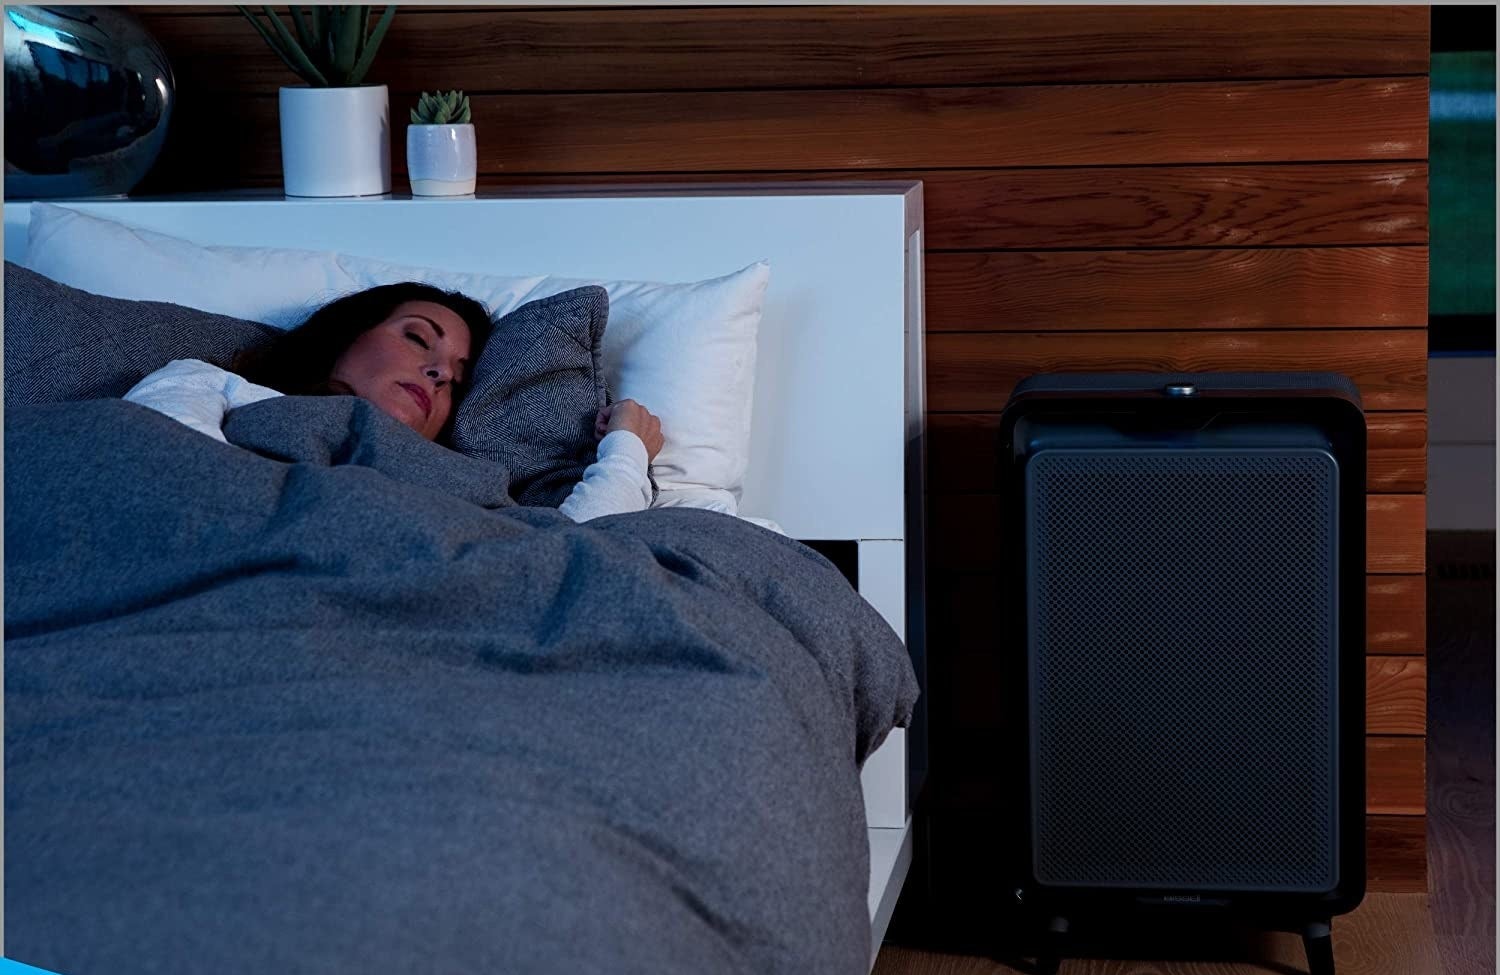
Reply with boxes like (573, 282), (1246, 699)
(122, 282), (664, 523)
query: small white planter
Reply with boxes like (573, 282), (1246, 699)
(279, 85), (391, 198)
(406, 123), (477, 197)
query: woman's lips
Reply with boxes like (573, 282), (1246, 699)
(398, 383), (431, 417)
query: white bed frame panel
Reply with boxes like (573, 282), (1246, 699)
(3, 185), (926, 967)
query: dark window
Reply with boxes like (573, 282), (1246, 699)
(1430, 6), (1496, 354)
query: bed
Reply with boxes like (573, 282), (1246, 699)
(2, 185), (927, 974)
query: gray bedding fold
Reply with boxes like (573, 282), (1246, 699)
(4, 397), (918, 975)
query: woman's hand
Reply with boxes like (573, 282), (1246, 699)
(596, 399), (664, 461)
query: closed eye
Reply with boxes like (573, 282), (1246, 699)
(406, 331), (429, 350)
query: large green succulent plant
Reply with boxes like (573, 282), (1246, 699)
(236, 6), (397, 88)
(411, 90), (471, 125)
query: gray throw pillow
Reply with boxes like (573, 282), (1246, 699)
(4, 262), (279, 408)
(449, 285), (610, 508)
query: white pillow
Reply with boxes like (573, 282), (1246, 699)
(24, 203), (770, 507)
(24, 203), (368, 328)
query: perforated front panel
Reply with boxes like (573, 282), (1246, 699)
(1027, 449), (1339, 893)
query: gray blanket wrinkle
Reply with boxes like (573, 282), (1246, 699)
(5, 395), (919, 975)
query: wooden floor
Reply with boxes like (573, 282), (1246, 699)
(876, 531), (1495, 975)
(1426, 532), (1496, 975)
(873, 893), (1440, 974)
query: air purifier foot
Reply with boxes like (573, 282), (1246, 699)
(1301, 919), (1335, 975)
(1035, 915), (1068, 975)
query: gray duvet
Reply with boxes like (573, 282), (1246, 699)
(5, 396), (919, 975)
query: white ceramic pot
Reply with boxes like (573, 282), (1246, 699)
(278, 85), (391, 198)
(406, 123), (477, 197)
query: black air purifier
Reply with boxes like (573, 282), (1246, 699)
(992, 372), (1367, 975)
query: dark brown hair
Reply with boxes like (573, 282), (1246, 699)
(235, 282), (493, 398)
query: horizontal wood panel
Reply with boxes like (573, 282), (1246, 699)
(927, 248), (1428, 331)
(1366, 496), (1428, 573)
(1366, 575), (1428, 655)
(919, 164), (1429, 250)
(1368, 736), (1425, 816)
(929, 412), (1427, 494)
(145, 78), (1429, 188)
(926, 331), (1427, 412)
(931, 575), (1426, 657)
(1364, 413), (1431, 494)
(1367, 814), (1427, 893)
(136, 6), (1429, 91)
(1366, 657), (1428, 735)
(927, 494), (1425, 574)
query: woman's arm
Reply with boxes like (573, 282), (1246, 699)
(558, 399), (664, 522)
(558, 430), (654, 522)
(123, 359), (282, 443)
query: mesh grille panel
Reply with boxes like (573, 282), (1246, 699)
(1027, 449), (1338, 893)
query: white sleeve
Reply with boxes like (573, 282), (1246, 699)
(558, 430), (654, 523)
(222, 369), (285, 411)
(123, 358), (282, 443)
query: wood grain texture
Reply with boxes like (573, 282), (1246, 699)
(918, 165), (1429, 251)
(928, 412), (1426, 494)
(926, 248), (1428, 331)
(926, 494), (1424, 574)
(874, 892), (1438, 973)
(1364, 413), (1430, 494)
(1367, 814), (1429, 893)
(1365, 575), (1427, 655)
(929, 573), (1427, 658)
(136, 6), (1429, 91)
(141, 78), (1429, 188)
(1368, 737), (1425, 816)
(1366, 657), (1427, 735)
(926, 331), (1427, 412)
(1367, 497), (1427, 573)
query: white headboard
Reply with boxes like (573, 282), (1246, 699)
(3, 185), (924, 544)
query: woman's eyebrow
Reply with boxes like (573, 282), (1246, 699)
(410, 315), (445, 339)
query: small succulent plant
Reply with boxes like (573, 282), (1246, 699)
(411, 90), (471, 125)
(237, 6), (397, 88)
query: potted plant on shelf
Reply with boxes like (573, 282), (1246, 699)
(407, 90), (476, 197)
(237, 5), (398, 198)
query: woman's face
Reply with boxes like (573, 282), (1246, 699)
(329, 300), (473, 440)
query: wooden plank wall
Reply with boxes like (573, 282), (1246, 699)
(131, 4), (1431, 892)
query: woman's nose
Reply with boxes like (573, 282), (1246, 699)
(425, 365), (448, 385)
